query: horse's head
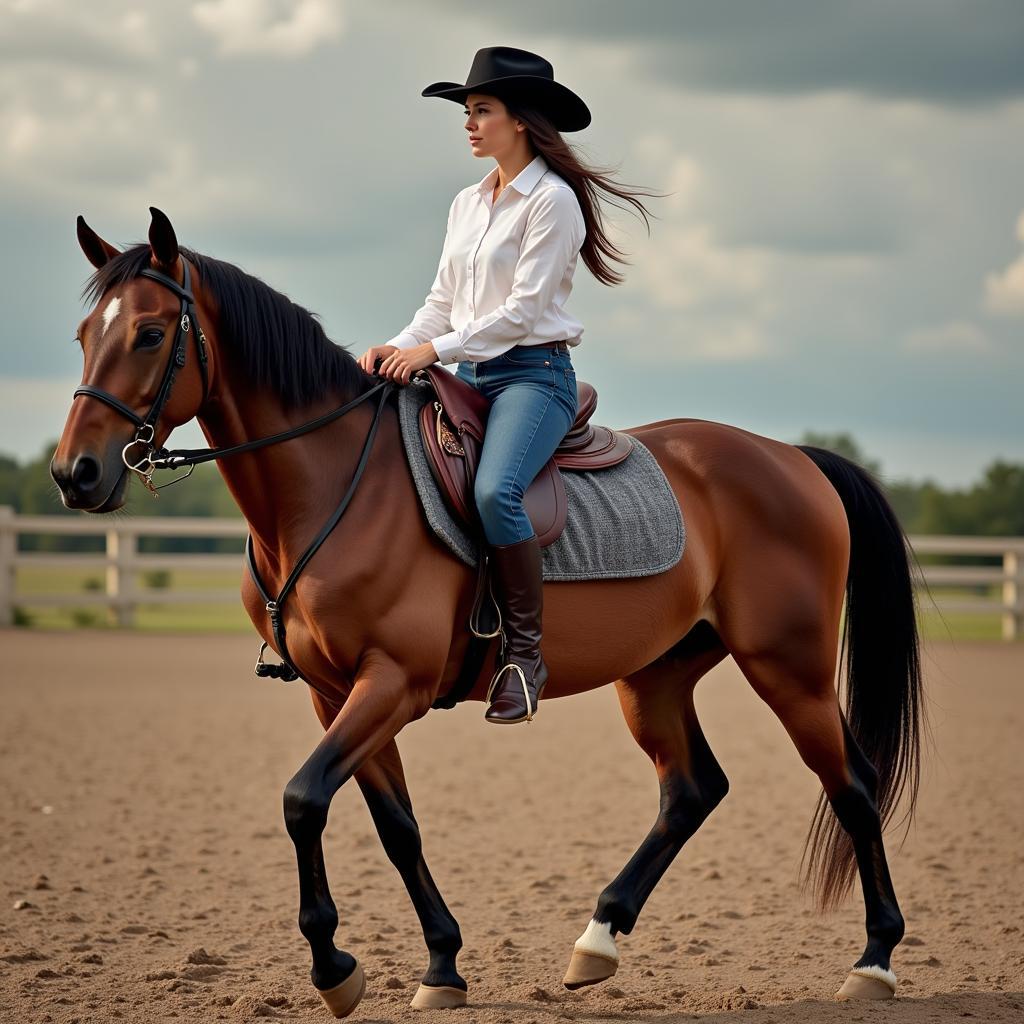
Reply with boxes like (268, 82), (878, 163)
(51, 207), (213, 512)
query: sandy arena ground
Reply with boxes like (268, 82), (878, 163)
(1, 629), (1021, 1023)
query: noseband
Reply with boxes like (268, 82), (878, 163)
(73, 261), (210, 493)
(70, 257), (396, 705)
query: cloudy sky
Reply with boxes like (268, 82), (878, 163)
(1, 0), (1021, 486)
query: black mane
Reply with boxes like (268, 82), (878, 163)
(82, 243), (375, 409)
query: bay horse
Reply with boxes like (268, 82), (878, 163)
(51, 208), (924, 1016)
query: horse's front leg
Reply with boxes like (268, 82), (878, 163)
(283, 657), (426, 1018)
(356, 740), (467, 1009)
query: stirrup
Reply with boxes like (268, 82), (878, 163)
(485, 660), (536, 722)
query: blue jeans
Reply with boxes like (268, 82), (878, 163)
(454, 344), (578, 545)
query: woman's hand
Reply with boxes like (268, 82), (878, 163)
(356, 344), (398, 375)
(378, 341), (440, 384)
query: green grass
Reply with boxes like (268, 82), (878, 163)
(914, 586), (1011, 642)
(16, 565), (243, 594)
(10, 566), (1019, 642)
(16, 604), (254, 632)
(13, 564), (253, 633)
(917, 606), (1004, 642)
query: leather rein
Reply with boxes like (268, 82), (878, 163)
(71, 259), (395, 704)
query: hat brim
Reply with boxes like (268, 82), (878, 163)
(421, 75), (591, 132)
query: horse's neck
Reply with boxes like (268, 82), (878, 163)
(197, 373), (381, 565)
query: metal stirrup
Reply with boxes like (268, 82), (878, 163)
(486, 660), (535, 721)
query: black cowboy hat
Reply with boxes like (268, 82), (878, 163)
(421, 46), (591, 132)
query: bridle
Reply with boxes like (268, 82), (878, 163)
(70, 257), (396, 705)
(73, 261), (210, 494)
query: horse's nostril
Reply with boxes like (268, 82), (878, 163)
(71, 453), (103, 493)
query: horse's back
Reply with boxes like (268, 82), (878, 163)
(621, 416), (850, 595)
(624, 415), (846, 532)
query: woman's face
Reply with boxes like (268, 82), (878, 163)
(463, 93), (523, 158)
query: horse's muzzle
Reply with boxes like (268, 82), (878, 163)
(50, 450), (128, 512)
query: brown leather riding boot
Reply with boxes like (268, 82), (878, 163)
(484, 534), (549, 724)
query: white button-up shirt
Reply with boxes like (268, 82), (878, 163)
(387, 153), (586, 365)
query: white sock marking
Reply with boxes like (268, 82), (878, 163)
(851, 963), (897, 990)
(573, 919), (619, 962)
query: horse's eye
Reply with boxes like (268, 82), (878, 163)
(137, 328), (165, 349)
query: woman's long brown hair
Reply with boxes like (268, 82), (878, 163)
(504, 99), (670, 286)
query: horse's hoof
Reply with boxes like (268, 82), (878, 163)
(562, 949), (619, 990)
(835, 967), (897, 1001)
(410, 983), (468, 1010)
(316, 960), (366, 1018)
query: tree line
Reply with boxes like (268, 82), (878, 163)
(2, 433), (1022, 553)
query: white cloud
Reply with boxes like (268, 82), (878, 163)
(904, 320), (993, 354)
(603, 301), (772, 364)
(683, 319), (770, 362)
(0, 66), (171, 199)
(623, 150), (773, 310)
(641, 219), (770, 312)
(115, 9), (157, 57)
(608, 146), (776, 361)
(118, 141), (272, 223)
(0, 1), (158, 64)
(631, 135), (702, 214)
(190, 0), (344, 58)
(7, 110), (41, 155)
(984, 211), (1024, 316)
(0, 62), (269, 226)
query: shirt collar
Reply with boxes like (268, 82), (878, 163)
(476, 154), (549, 199)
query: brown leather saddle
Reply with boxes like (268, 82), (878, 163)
(414, 365), (633, 547)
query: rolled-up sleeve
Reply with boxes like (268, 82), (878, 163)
(386, 199), (457, 351)
(430, 186), (585, 365)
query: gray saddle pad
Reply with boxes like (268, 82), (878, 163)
(396, 380), (685, 581)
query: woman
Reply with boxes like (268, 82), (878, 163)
(358, 46), (661, 725)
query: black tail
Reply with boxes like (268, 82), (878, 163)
(795, 445), (927, 910)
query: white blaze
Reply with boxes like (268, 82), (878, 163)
(100, 296), (122, 336)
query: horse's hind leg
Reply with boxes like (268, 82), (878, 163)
(730, 646), (905, 1000)
(831, 715), (906, 1000)
(563, 624), (730, 990)
(355, 740), (467, 1010)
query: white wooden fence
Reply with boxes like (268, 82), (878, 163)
(907, 534), (1022, 641)
(0, 506), (1021, 639)
(0, 506), (245, 628)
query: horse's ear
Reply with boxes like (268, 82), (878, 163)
(77, 215), (120, 269)
(148, 206), (180, 272)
